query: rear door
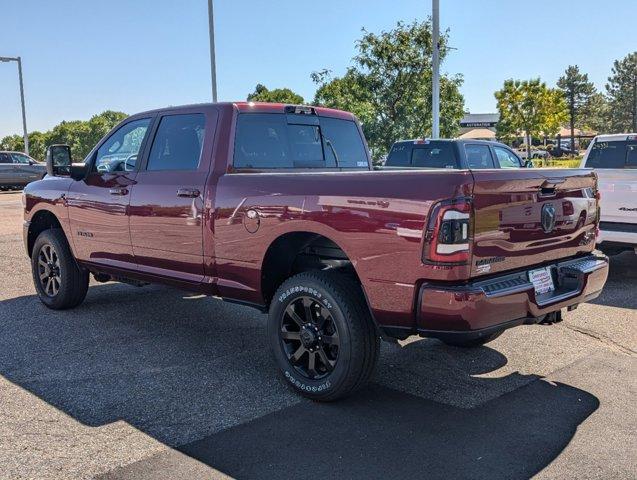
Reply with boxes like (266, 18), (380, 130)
(470, 169), (598, 277)
(128, 107), (218, 281)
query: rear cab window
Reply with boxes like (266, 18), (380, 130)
(585, 139), (636, 169)
(233, 112), (369, 170)
(386, 141), (458, 169)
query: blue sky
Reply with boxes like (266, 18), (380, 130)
(1, 0), (636, 139)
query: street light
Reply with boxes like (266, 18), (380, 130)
(431, 0), (440, 139)
(207, 0), (218, 102)
(0, 56), (29, 155)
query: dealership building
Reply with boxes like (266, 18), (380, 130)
(458, 113), (499, 140)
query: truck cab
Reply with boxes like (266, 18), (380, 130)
(581, 133), (637, 255)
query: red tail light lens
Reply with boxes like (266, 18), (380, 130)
(423, 198), (472, 264)
(562, 200), (574, 216)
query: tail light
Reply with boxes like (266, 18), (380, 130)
(423, 198), (472, 264)
(562, 200), (574, 216)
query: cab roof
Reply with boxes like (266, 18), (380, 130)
(130, 102), (356, 121)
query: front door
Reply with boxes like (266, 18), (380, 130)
(67, 117), (152, 268)
(129, 108), (217, 282)
(10, 152), (42, 184)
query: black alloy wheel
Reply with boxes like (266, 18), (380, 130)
(279, 295), (340, 380)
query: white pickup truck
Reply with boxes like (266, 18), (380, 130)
(581, 134), (637, 255)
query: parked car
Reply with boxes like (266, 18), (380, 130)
(581, 133), (637, 255)
(23, 102), (608, 401)
(0, 151), (46, 189)
(517, 147), (549, 160)
(385, 138), (532, 169)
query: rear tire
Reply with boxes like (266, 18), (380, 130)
(442, 330), (503, 348)
(268, 271), (380, 401)
(31, 228), (89, 309)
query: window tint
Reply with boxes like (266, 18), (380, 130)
(319, 117), (368, 168)
(147, 114), (205, 171)
(585, 141), (627, 168)
(11, 153), (30, 164)
(386, 143), (411, 166)
(233, 113), (368, 169)
(626, 144), (637, 168)
(0, 153), (11, 164)
(411, 143), (458, 168)
(493, 146), (521, 168)
(464, 144), (494, 169)
(95, 118), (150, 173)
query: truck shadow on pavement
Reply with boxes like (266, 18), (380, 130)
(0, 283), (599, 480)
(589, 251), (637, 309)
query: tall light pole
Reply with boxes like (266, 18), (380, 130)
(431, 0), (440, 139)
(207, 0), (218, 102)
(1, 56), (29, 155)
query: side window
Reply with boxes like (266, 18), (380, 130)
(465, 144), (495, 169)
(493, 146), (521, 168)
(0, 153), (11, 164)
(386, 144), (411, 166)
(585, 141), (627, 168)
(147, 114), (206, 171)
(626, 144), (637, 168)
(95, 118), (151, 173)
(11, 153), (30, 164)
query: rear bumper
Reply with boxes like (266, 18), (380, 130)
(415, 253), (609, 339)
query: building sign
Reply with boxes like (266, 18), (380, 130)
(460, 121), (497, 128)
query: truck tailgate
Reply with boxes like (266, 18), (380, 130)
(470, 168), (598, 277)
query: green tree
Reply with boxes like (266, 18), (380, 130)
(0, 110), (127, 161)
(312, 20), (465, 160)
(605, 52), (637, 132)
(247, 84), (304, 104)
(581, 92), (610, 134)
(557, 65), (595, 152)
(495, 79), (568, 160)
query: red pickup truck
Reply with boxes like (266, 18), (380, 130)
(23, 102), (609, 401)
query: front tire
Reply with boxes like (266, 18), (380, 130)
(31, 228), (89, 309)
(268, 271), (380, 401)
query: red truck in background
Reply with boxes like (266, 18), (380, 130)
(23, 102), (609, 401)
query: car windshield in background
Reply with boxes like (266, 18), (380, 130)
(233, 113), (368, 169)
(585, 140), (635, 169)
(386, 141), (458, 169)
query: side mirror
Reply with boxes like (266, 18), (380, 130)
(45, 144), (87, 180)
(524, 160), (534, 168)
(46, 144), (72, 176)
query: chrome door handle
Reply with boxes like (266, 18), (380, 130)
(177, 188), (200, 198)
(109, 187), (129, 195)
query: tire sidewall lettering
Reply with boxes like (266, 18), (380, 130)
(284, 370), (332, 392)
(278, 285), (333, 310)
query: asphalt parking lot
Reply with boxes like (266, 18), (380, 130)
(0, 190), (635, 480)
